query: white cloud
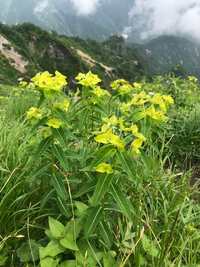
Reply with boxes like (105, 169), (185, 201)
(34, 0), (49, 14)
(123, 0), (200, 42)
(70, 0), (100, 15)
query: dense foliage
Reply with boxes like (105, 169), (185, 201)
(0, 71), (200, 266)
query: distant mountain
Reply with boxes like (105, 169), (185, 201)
(0, 22), (152, 86)
(0, 0), (134, 42)
(133, 35), (200, 80)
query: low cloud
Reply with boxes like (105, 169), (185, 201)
(69, 0), (100, 16)
(123, 0), (200, 42)
(34, 0), (49, 14)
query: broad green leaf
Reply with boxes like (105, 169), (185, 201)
(74, 180), (97, 198)
(0, 255), (8, 266)
(59, 260), (76, 267)
(28, 162), (51, 182)
(17, 240), (41, 262)
(78, 109), (90, 131)
(75, 201), (89, 218)
(40, 256), (60, 267)
(116, 150), (138, 184)
(141, 235), (159, 257)
(90, 145), (116, 169)
(54, 107), (71, 126)
(52, 144), (69, 171)
(49, 216), (64, 238)
(50, 174), (68, 200)
(40, 188), (55, 208)
(99, 221), (113, 248)
(110, 183), (131, 219)
(52, 127), (68, 147)
(67, 175), (80, 183)
(84, 205), (103, 238)
(35, 136), (51, 161)
(91, 173), (114, 206)
(56, 196), (71, 218)
(63, 218), (83, 239)
(39, 239), (65, 259)
(60, 233), (79, 251)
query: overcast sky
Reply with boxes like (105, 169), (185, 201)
(69, 0), (200, 42)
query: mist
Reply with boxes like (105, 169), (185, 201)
(69, 0), (100, 16)
(123, 0), (200, 42)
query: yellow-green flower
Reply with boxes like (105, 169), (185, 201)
(94, 129), (124, 151)
(54, 100), (70, 111)
(188, 76), (198, 82)
(46, 118), (63, 128)
(27, 107), (43, 123)
(94, 163), (114, 173)
(133, 82), (141, 90)
(102, 115), (118, 126)
(188, 225), (196, 233)
(75, 71), (101, 86)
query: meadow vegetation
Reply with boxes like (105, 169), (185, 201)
(0, 71), (200, 267)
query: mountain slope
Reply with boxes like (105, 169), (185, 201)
(0, 22), (152, 87)
(133, 35), (200, 79)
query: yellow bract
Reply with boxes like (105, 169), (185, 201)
(94, 129), (124, 151)
(27, 107), (43, 123)
(75, 71), (101, 87)
(46, 118), (63, 129)
(31, 71), (67, 98)
(94, 163), (114, 174)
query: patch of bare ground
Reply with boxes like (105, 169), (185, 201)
(0, 34), (28, 73)
(76, 49), (115, 76)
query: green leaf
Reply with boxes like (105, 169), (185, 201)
(63, 218), (83, 239)
(141, 116), (151, 138)
(74, 180), (97, 198)
(82, 86), (90, 99)
(39, 239), (65, 259)
(40, 256), (60, 267)
(60, 233), (79, 251)
(40, 188), (55, 208)
(28, 162), (51, 182)
(75, 201), (89, 218)
(110, 183), (131, 219)
(49, 217), (64, 238)
(65, 150), (83, 159)
(17, 240), (41, 262)
(52, 144), (69, 171)
(132, 111), (146, 124)
(84, 205), (103, 238)
(31, 116), (49, 132)
(91, 173), (114, 206)
(99, 221), (113, 248)
(90, 145), (116, 169)
(37, 90), (45, 108)
(56, 196), (71, 218)
(92, 104), (108, 116)
(0, 255), (8, 266)
(28, 163), (50, 181)
(116, 150), (138, 184)
(104, 204), (122, 213)
(78, 109), (90, 131)
(54, 107), (71, 126)
(59, 260), (76, 267)
(52, 127), (68, 147)
(50, 174), (68, 200)
(64, 128), (77, 140)
(35, 136), (52, 161)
